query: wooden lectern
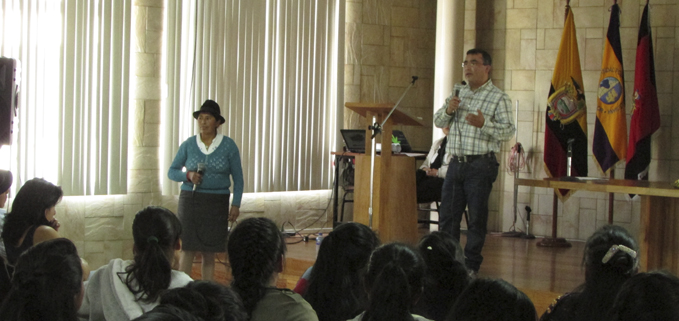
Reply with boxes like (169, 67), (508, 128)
(345, 102), (424, 244)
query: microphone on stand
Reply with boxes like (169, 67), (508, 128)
(193, 162), (206, 192)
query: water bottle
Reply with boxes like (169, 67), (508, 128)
(315, 232), (323, 256)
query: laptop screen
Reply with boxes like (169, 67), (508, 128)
(340, 129), (366, 153)
(340, 129), (413, 153)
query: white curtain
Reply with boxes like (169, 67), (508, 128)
(0, 0), (130, 195)
(162, 0), (343, 195)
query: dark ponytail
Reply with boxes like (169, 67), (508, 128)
(0, 238), (82, 321)
(123, 206), (182, 302)
(363, 243), (425, 321)
(227, 217), (286, 316)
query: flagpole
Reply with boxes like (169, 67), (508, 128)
(608, 170), (615, 224)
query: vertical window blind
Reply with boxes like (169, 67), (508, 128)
(0, 0), (130, 195)
(162, 0), (343, 194)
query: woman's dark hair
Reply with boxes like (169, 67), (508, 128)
(160, 281), (248, 321)
(1, 178), (63, 245)
(122, 206), (182, 302)
(133, 305), (206, 321)
(227, 217), (286, 316)
(607, 271), (679, 321)
(413, 232), (470, 321)
(362, 242), (425, 321)
(304, 222), (380, 321)
(567, 224), (638, 321)
(0, 238), (83, 321)
(447, 278), (536, 321)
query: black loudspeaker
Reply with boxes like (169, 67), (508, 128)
(0, 57), (20, 146)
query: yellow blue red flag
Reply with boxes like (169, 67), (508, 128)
(593, 3), (626, 175)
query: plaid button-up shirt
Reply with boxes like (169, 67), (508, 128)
(434, 79), (515, 157)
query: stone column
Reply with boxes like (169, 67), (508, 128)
(433, 0), (465, 139)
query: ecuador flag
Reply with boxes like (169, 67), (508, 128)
(593, 3), (626, 175)
(625, 2), (660, 182)
(544, 5), (588, 201)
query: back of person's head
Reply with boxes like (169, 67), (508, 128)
(160, 281), (247, 321)
(607, 271), (679, 321)
(563, 225), (639, 321)
(447, 278), (536, 321)
(362, 242), (425, 321)
(304, 222), (379, 321)
(0, 238), (83, 321)
(133, 305), (206, 321)
(123, 206), (182, 302)
(227, 217), (286, 316)
(415, 232), (470, 321)
(1, 178), (63, 245)
(583, 224), (638, 281)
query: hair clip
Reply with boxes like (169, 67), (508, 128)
(147, 236), (159, 244)
(426, 246), (433, 251)
(602, 244), (636, 264)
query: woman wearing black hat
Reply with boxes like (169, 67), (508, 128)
(167, 99), (244, 281)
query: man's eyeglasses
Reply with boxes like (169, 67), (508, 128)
(461, 61), (486, 67)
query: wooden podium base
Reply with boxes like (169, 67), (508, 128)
(537, 237), (572, 248)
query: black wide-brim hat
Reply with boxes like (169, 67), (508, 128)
(193, 99), (226, 124)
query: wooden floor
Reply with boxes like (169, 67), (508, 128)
(190, 229), (586, 316)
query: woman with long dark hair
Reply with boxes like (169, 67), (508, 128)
(2, 178), (64, 264)
(350, 242), (429, 321)
(413, 232), (470, 321)
(540, 224), (639, 321)
(0, 238), (84, 321)
(302, 222), (379, 321)
(0, 178), (77, 303)
(78, 206), (192, 321)
(227, 217), (317, 321)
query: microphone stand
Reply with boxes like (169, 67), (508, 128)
(366, 76), (418, 228)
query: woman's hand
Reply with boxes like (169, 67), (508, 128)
(188, 171), (203, 185)
(49, 218), (61, 231)
(229, 206), (240, 222)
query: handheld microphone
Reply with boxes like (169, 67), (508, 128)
(193, 162), (206, 191)
(454, 80), (467, 97)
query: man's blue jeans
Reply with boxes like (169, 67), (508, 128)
(439, 155), (499, 272)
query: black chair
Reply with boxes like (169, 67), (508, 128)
(339, 185), (354, 222)
(418, 201), (469, 226)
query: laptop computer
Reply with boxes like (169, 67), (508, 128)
(340, 129), (413, 153)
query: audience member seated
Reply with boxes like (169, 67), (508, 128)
(78, 206), (192, 321)
(227, 217), (318, 321)
(2, 178), (65, 266)
(0, 169), (13, 219)
(0, 177), (90, 303)
(349, 242), (430, 321)
(606, 270), (679, 321)
(299, 222), (379, 321)
(159, 280), (248, 321)
(446, 278), (536, 321)
(133, 305), (206, 321)
(0, 238), (84, 321)
(416, 127), (450, 204)
(413, 232), (470, 321)
(539, 225), (638, 321)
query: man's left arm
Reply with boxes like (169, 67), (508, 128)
(479, 92), (515, 141)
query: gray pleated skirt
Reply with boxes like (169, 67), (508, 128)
(178, 190), (231, 252)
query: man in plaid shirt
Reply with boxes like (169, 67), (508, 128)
(433, 48), (515, 275)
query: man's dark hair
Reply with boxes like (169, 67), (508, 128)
(466, 48), (492, 66)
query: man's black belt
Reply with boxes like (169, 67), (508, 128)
(451, 151), (494, 163)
